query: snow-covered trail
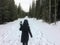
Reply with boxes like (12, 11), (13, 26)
(0, 17), (60, 45)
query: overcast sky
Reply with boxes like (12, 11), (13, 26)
(14, 0), (33, 12)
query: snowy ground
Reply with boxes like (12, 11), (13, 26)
(0, 16), (60, 45)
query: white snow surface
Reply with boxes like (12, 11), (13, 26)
(0, 16), (60, 45)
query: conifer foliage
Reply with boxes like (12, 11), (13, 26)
(0, 0), (17, 24)
(0, 0), (26, 24)
(0, 0), (60, 24)
(28, 0), (59, 23)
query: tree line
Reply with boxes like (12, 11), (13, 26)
(0, 0), (60, 24)
(28, 0), (60, 24)
(0, 0), (26, 24)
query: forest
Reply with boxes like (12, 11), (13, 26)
(0, 0), (60, 24)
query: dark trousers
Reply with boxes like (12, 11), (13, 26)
(23, 42), (28, 45)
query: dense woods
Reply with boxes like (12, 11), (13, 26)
(28, 0), (59, 24)
(0, 0), (26, 24)
(0, 0), (60, 24)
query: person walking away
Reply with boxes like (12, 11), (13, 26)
(19, 19), (33, 45)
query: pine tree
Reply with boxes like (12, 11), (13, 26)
(49, 0), (51, 23)
(54, 0), (57, 24)
(17, 3), (22, 18)
(35, 0), (40, 19)
(0, 0), (3, 23)
(8, 0), (17, 21)
(17, 3), (27, 18)
(0, 0), (10, 23)
(29, 6), (32, 17)
(31, 0), (36, 18)
(57, 0), (60, 21)
(41, 0), (49, 22)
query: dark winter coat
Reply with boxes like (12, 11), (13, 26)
(19, 20), (32, 43)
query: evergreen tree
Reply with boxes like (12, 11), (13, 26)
(8, 0), (17, 21)
(28, 0), (36, 18)
(54, 0), (57, 24)
(29, 6), (32, 17)
(0, 0), (10, 23)
(17, 3), (22, 18)
(41, 0), (49, 22)
(17, 3), (27, 18)
(35, 0), (41, 19)
(31, 0), (36, 18)
(57, 0), (60, 21)
(48, 0), (51, 23)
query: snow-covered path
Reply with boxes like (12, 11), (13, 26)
(0, 17), (60, 45)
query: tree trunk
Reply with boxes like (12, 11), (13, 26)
(55, 0), (57, 24)
(49, 0), (51, 23)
